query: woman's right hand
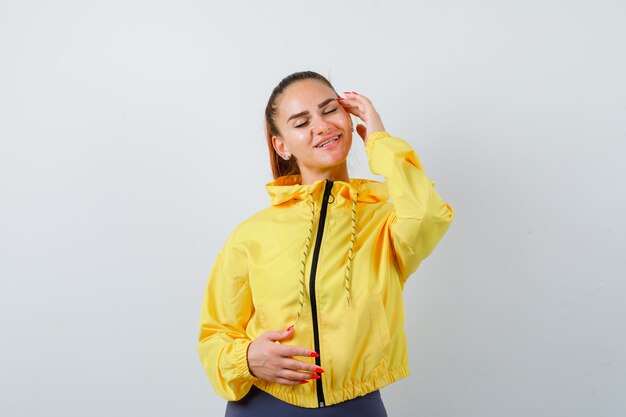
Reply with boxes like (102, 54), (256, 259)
(246, 326), (324, 385)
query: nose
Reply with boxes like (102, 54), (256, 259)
(313, 117), (334, 135)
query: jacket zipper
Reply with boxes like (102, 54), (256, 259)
(309, 178), (333, 408)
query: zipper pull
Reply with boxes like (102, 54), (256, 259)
(326, 179), (335, 204)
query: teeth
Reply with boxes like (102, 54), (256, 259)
(316, 135), (339, 148)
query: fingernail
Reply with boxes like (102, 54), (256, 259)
(351, 91), (359, 94)
(315, 367), (324, 373)
(287, 325), (294, 332)
(337, 97), (345, 101)
(300, 380), (308, 384)
(309, 352), (320, 358)
(343, 91), (353, 95)
(311, 374), (321, 379)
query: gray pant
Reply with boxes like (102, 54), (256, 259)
(225, 385), (388, 417)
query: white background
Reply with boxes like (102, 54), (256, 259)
(1, 0), (625, 416)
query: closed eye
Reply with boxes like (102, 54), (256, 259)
(295, 107), (339, 128)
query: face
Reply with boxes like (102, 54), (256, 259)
(272, 79), (353, 181)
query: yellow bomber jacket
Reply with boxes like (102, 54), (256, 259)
(197, 131), (454, 408)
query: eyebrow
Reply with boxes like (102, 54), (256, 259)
(287, 98), (337, 123)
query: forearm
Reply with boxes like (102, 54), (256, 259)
(365, 131), (454, 281)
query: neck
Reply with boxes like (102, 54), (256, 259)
(300, 163), (349, 185)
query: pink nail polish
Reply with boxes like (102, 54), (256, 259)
(287, 325), (294, 332)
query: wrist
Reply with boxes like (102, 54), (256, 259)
(246, 340), (257, 377)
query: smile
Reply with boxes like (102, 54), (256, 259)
(315, 134), (341, 148)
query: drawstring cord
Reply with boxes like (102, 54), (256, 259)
(345, 191), (358, 307)
(292, 188), (359, 326)
(293, 194), (316, 328)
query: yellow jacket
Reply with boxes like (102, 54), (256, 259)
(197, 131), (454, 408)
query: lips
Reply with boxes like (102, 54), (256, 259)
(314, 133), (341, 148)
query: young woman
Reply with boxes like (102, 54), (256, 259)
(197, 71), (454, 416)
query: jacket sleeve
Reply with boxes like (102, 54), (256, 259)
(365, 131), (454, 285)
(197, 233), (259, 400)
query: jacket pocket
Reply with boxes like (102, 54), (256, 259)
(369, 293), (391, 369)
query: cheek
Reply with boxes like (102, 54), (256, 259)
(334, 109), (351, 125)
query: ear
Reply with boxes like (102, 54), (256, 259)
(272, 135), (288, 156)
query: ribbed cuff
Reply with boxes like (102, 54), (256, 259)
(365, 130), (391, 153)
(234, 338), (260, 382)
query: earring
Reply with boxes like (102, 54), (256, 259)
(283, 153), (291, 161)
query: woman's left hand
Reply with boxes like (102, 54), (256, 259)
(338, 91), (385, 145)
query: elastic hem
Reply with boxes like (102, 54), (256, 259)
(253, 366), (410, 408)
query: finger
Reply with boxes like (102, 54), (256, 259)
(348, 107), (367, 121)
(345, 91), (372, 103)
(341, 96), (365, 111)
(339, 100), (365, 118)
(277, 369), (318, 382)
(338, 97), (358, 108)
(275, 377), (309, 386)
(264, 326), (295, 342)
(278, 345), (318, 358)
(341, 100), (361, 111)
(343, 92), (375, 117)
(343, 92), (367, 103)
(282, 357), (325, 373)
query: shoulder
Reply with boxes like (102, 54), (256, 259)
(223, 205), (277, 247)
